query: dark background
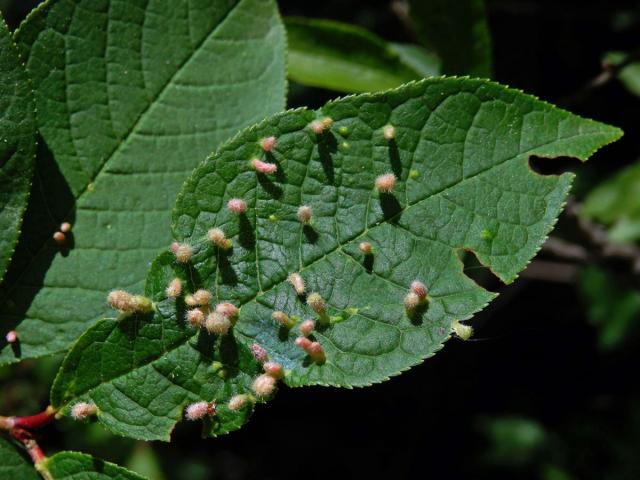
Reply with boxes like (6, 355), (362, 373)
(2, 1), (640, 479)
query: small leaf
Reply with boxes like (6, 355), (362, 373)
(0, 0), (287, 365)
(0, 436), (39, 480)
(285, 17), (438, 93)
(605, 51), (640, 98)
(582, 160), (640, 243)
(408, 0), (493, 77)
(44, 451), (147, 480)
(0, 14), (36, 283)
(54, 77), (621, 440)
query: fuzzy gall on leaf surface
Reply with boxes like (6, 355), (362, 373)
(53, 77), (621, 441)
(0, 0), (286, 365)
(0, 437), (40, 480)
(0, 14), (36, 283)
(44, 451), (148, 480)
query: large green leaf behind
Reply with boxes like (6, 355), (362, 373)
(0, 0), (286, 365)
(0, 14), (36, 282)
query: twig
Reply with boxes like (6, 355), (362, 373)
(0, 407), (56, 480)
(562, 48), (640, 106)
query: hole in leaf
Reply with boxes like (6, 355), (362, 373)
(528, 155), (583, 176)
(460, 248), (504, 292)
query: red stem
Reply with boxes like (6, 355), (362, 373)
(11, 407), (56, 430)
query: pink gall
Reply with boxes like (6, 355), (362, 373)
(186, 289), (212, 307)
(60, 222), (72, 233)
(165, 278), (182, 298)
(297, 205), (313, 225)
(251, 343), (269, 363)
(359, 242), (373, 255)
(185, 401), (215, 421)
(215, 302), (239, 321)
(71, 402), (97, 420)
(375, 173), (396, 193)
(107, 290), (133, 311)
(208, 228), (232, 250)
(187, 308), (205, 327)
(272, 310), (294, 329)
(251, 158), (277, 175)
(410, 280), (428, 301)
(307, 341), (326, 363)
(263, 361), (284, 379)
(174, 243), (193, 263)
(5, 330), (17, 343)
(206, 312), (232, 336)
(227, 198), (247, 215)
(404, 291), (421, 312)
(295, 336), (312, 351)
(260, 136), (277, 152)
(228, 394), (250, 411)
(53, 231), (66, 244)
(288, 273), (305, 296)
(299, 319), (315, 337)
(252, 374), (277, 398)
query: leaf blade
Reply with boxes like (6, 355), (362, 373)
(44, 451), (148, 480)
(0, 14), (36, 283)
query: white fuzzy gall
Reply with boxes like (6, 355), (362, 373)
(205, 312), (232, 335)
(228, 394), (250, 411)
(359, 242), (373, 255)
(288, 273), (305, 296)
(383, 124), (396, 141)
(375, 173), (396, 193)
(174, 243), (193, 263)
(410, 280), (428, 301)
(5, 330), (17, 343)
(227, 198), (247, 215)
(187, 308), (205, 327)
(165, 278), (182, 298)
(297, 205), (313, 225)
(215, 302), (239, 321)
(299, 319), (315, 337)
(60, 222), (72, 233)
(252, 374), (277, 397)
(71, 402), (97, 420)
(404, 291), (421, 312)
(207, 228), (232, 250)
(107, 290), (133, 311)
(272, 311), (294, 329)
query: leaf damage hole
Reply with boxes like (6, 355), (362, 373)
(460, 248), (505, 292)
(528, 155), (584, 176)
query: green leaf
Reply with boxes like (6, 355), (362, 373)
(285, 17), (438, 93)
(54, 77), (621, 441)
(582, 160), (640, 243)
(0, 0), (286, 365)
(408, 0), (493, 77)
(0, 14), (36, 283)
(44, 451), (147, 480)
(0, 436), (39, 480)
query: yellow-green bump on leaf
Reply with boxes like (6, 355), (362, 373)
(0, 0), (287, 365)
(53, 77), (621, 441)
(0, 14), (36, 283)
